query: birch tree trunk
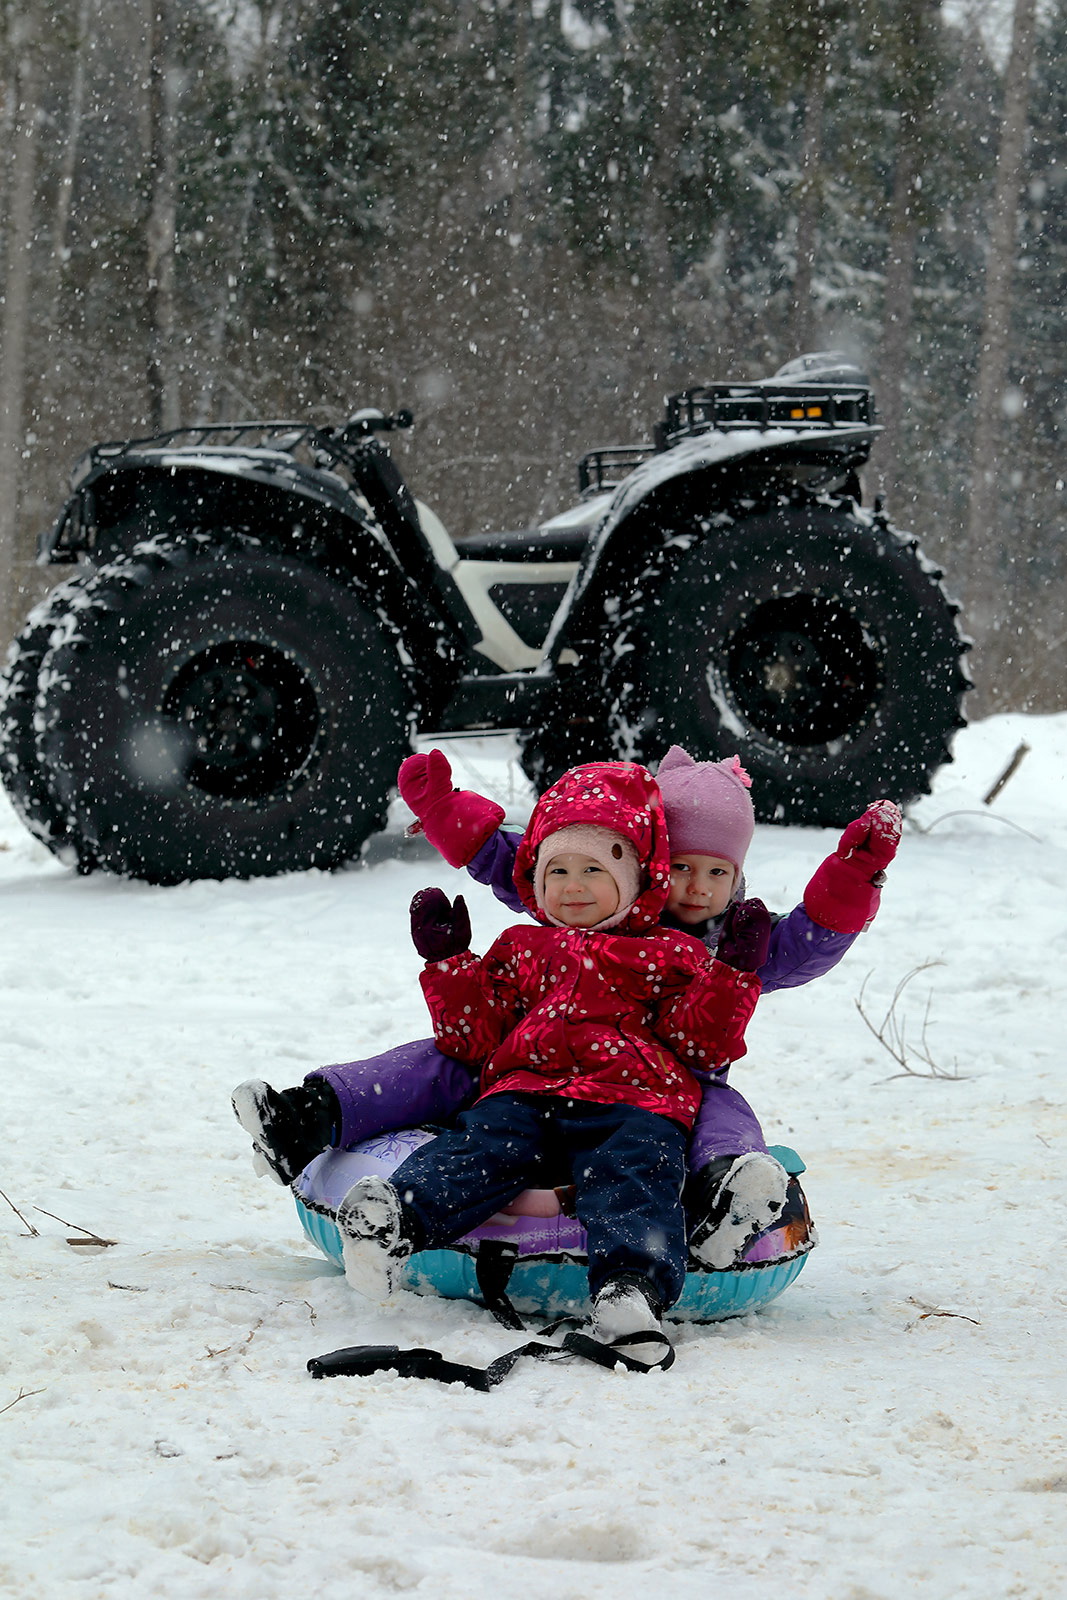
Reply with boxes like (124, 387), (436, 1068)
(640, 17), (683, 391)
(145, 0), (180, 431)
(0, 4), (40, 640)
(50, 0), (92, 311)
(874, 0), (942, 511)
(965, 0), (1038, 580)
(876, 114), (920, 492)
(790, 28), (829, 355)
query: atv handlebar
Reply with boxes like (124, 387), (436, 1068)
(339, 408), (414, 439)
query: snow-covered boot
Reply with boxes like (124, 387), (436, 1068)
(688, 1151), (789, 1269)
(336, 1176), (413, 1300)
(231, 1077), (338, 1187)
(590, 1273), (670, 1367)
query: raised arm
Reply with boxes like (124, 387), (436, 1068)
(409, 889), (523, 1067)
(399, 749), (506, 868)
(399, 749), (528, 915)
(756, 801), (902, 993)
(802, 800), (902, 933)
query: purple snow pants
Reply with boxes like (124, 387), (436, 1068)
(308, 1037), (766, 1172)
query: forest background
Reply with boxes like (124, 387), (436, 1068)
(0, 0), (1063, 717)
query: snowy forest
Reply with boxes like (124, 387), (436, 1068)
(0, 0), (1064, 714)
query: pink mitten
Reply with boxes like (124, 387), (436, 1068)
(398, 748), (505, 869)
(803, 800), (902, 934)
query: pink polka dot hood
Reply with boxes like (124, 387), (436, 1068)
(512, 761), (672, 936)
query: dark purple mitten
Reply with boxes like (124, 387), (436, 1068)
(716, 898), (772, 973)
(409, 888), (473, 962)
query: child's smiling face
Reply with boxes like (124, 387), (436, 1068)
(668, 853), (736, 923)
(541, 851), (621, 927)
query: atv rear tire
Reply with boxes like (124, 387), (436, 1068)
(0, 570), (94, 850)
(34, 542), (414, 882)
(606, 501), (970, 825)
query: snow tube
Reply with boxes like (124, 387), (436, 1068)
(293, 1128), (816, 1322)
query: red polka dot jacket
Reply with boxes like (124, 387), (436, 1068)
(419, 762), (761, 1130)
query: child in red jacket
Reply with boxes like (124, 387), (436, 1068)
(336, 760), (770, 1361)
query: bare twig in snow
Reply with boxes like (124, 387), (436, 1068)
(856, 964), (968, 1081)
(907, 1296), (981, 1328)
(905, 809), (1040, 843)
(202, 1316), (266, 1361)
(0, 1187), (39, 1236)
(1, 1387), (46, 1416)
(983, 741), (1031, 805)
(32, 1207), (117, 1247)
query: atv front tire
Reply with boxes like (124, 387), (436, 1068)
(606, 500), (970, 824)
(33, 542), (414, 882)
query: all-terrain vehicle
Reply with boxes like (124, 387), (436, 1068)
(0, 351), (970, 884)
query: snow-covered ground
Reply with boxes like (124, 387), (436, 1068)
(3, 715), (1067, 1599)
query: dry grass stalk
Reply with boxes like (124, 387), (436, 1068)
(32, 1206), (117, 1247)
(856, 962), (968, 1082)
(0, 1186), (39, 1236)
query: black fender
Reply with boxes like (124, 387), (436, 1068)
(541, 423), (879, 666)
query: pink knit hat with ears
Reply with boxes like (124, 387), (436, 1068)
(655, 746), (755, 872)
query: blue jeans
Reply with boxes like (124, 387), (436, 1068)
(389, 1091), (690, 1309)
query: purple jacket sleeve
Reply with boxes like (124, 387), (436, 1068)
(756, 903), (858, 993)
(466, 828), (528, 917)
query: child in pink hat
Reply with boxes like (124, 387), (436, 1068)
(638, 744), (899, 1265)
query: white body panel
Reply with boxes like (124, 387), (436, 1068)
(415, 499), (578, 672)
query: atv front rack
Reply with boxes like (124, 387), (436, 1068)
(577, 380), (877, 494)
(664, 381), (876, 441)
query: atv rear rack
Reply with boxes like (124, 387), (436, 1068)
(577, 445), (658, 495)
(70, 422), (321, 485)
(69, 411), (414, 490)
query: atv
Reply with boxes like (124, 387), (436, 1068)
(0, 351), (970, 884)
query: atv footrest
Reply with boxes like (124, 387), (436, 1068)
(436, 672), (553, 732)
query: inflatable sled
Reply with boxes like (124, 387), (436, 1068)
(293, 1127), (816, 1323)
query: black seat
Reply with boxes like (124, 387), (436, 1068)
(456, 524), (592, 563)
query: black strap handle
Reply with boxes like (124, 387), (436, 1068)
(474, 1241), (528, 1332)
(307, 1340), (571, 1390)
(561, 1329), (675, 1373)
(307, 1325), (674, 1389)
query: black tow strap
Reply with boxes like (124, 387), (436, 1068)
(308, 1337), (570, 1389)
(307, 1240), (675, 1388)
(307, 1327), (674, 1387)
(474, 1241), (529, 1331)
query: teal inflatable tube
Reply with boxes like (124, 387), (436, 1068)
(293, 1129), (817, 1323)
